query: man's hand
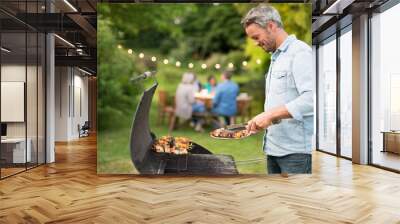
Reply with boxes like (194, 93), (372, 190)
(246, 112), (273, 135)
(246, 105), (292, 135)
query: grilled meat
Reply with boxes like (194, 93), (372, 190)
(152, 136), (192, 154)
(210, 128), (249, 139)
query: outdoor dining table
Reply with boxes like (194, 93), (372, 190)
(194, 92), (253, 123)
(194, 92), (214, 109)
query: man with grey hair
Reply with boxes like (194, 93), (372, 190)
(242, 5), (314, 175)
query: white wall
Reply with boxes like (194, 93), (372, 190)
(1, 65), (26, 81)
(55, 67), (89, 141)
(0, 65), (40, 138)
(1, 82), (25, 122)
(1, 65), (25, 125)
(55, 66), (69, 141)
(1, 65), (26, 139)
(1, 63), (46, 164)
(72, 73), (89, 138)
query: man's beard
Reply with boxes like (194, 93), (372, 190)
(261, 30), (276, 53)
(261, 39), (276, 53)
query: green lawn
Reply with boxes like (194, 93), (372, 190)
(98, 103), (267, 174)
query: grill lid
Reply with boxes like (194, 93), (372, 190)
(130, 83), (163, 174)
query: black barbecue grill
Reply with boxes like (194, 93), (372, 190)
(130, 82), (238, 175)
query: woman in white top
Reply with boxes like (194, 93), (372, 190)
(175, 72), (196, 120)
(174, 72), (205, 131)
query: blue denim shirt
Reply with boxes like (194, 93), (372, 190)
(212, 80), (239, 116)
(263, 35), (314, 156)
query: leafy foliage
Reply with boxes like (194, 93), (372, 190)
(97, 15), (143, 130)
(181, 4), (246, 58)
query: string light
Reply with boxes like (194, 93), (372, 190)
(117, 46), (252, 72)
(256, 59), (261, 64)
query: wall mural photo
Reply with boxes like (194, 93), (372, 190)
(97, 3), (313, 175)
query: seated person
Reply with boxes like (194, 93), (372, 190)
(193, 74), (202, 93)
(212, 71), (239, 126)
(204, 75), (217, 94)
(175, 72), (205, 131)
(191, 101), (206, 132)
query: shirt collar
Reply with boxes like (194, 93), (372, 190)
(277, 34), (296, 52)
(271, 34), (296, 61)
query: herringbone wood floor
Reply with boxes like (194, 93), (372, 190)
(1, 135), (400, 224)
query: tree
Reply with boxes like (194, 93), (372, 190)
(97, 10), (143, 130)
(181, 4), (246, 59)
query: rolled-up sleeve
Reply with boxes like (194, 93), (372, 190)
(285, 49), (314, 121)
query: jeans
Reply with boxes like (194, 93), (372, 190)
(192, 102), (206, 126)
(192, 102), (206, 113)
(266, 153), (311, 174)
(222, 116), (231, 125)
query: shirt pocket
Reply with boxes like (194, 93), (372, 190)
(270, 70), (288, 95)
